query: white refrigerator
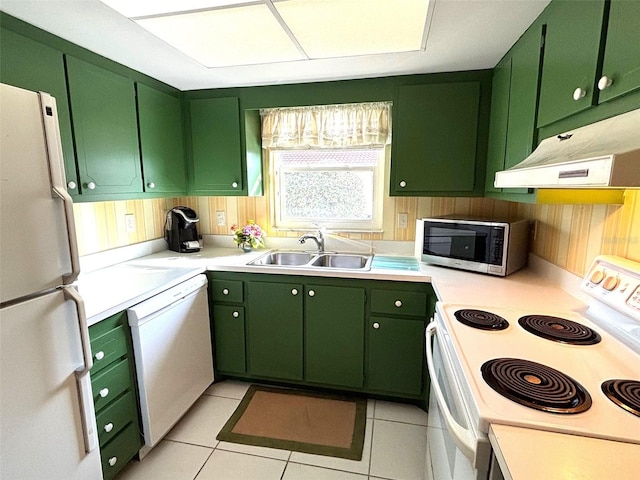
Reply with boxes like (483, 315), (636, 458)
(0, 83), (103, 479)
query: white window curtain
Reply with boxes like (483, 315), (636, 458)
(260, 102), (392, 149)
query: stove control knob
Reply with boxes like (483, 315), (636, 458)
(589, 270), (605, 284)
(603, 276), (620, 291)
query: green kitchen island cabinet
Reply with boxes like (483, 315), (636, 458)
(246, 280), (304, 380)
(390, 81), (480, 196)
(136, 83), (187, 195)
(210, 278), (246, 375)
(66, 56), (143, 196)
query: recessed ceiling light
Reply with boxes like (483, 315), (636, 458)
(100, 0), (255, 18)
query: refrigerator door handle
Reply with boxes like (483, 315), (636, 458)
(64, 287), (99, 453)
(39, 92), (81, 285)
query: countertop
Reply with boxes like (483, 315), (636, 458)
(76, 244), (638, 478)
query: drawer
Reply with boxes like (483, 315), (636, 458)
(90, 325), (128, 374)
(96, 390), (138, 447)
(370, 289), (427, 317)
(91, 358), (132, 411)
(211, 279), (244, 303)
(100, 421), (141, 480)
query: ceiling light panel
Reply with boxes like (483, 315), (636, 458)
(100, 0), (255, 18)
(274, 0), (429, 58)
(135, 4), (305, 67)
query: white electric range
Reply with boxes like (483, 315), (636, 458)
(425, 255), (640, 480)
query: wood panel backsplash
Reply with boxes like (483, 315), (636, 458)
(74, 190), (640, 277)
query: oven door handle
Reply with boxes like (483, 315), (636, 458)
(425, 322), (477, 463)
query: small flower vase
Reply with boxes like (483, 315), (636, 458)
(241, 243), (253, 253)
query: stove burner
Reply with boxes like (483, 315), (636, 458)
(454, 309), (509, 331)
(518, 315), (601, 345)
(481, 358), (592, 414)
(602, 380), (640, 417)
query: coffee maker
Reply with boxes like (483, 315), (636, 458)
(165, 206), (201, 253)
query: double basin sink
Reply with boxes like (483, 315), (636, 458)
(248, 250), (373, 271)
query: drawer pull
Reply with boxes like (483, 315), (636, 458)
(394, 300), (403, 308)
(232, 311), (239, 318)
(104, 422), (114, 433)
(572, 87), (586, 101)
(99, 388), (110, 398)
(222, 288), (229, 295)
(94, 351), (105, 361)
(373, 322), (380, 329)
(291, 288), (298, 296)
(308, 290), (315, 297)
(108, 457), (118, 467)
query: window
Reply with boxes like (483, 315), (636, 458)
(271, 148), (385, 231)
(261, 102), (391, 232)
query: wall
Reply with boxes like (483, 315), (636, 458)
(73, 189), (640, 277)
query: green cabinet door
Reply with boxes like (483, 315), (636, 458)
(597, 0), (640, 104)
(189, 97), (244, 195)
(66, 56), (142, 195)
(537, 0), (606, 127)
(246, 281), (303, 380)
(391, 82), (480, 195)
(0, 29), (78, 194)
(305, 285), (365, 388)
(212, 305), (246, 374)
(136, 83), (187, 194)
(367, 317), (424, 395)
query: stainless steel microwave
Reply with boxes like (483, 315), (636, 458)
(415, 216), (530, 276)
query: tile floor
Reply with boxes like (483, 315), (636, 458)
(117, 380), (429, 480)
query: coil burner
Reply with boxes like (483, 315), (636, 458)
(601, 380), (640, 418)
(481, 358), (592, 414)
(454, 309), (509, 331)
(518, 315), (601, 345)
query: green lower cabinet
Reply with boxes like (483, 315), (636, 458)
(212, 305), (246, 375)
(367, 316), (425, 395)
(246, 281), (303, 380)
(305, 285), (365, 388)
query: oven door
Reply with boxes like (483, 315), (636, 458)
(425, 321), (491, 480)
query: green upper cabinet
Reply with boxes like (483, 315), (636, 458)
(537, 0), (606, 127)
(391, 82), (480, 195)
(485, 58), (512, 195)
(305, 285), (365, 388)
(597, 0), (640, 104)
(66, 56), (142, 196)
(0, 29), (78, 193)
(136, 83), (187, 195)
(189, 97), (245, 195)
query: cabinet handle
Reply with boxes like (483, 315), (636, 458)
(108, 457), (118, 467)
(99, 388), (109, 398)
(67, 181), (77, 190)
(232, 311), (239, 318)
(394, 300), (403, 308)
(291, 288), (298, 296)
(572, 87), (586, 101)
(308, 290), (315, 297)
(373, 322), (380, 329)
(231, 182), (238, 188)
(222, 288), (229, 295)
(94, 351), (105, 361)
(104, 423), (114, 433)
(597, 75), (613, 91)
(146, 181), (156, 189)
(399, 180), (407, 188)
(85, 181), (96, 190)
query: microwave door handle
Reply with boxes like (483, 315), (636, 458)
(425, 322), (477, 462)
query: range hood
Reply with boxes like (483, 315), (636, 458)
(495, 108), (640, 189)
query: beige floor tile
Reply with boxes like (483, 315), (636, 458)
(367, 399), (375, 418)
(289, 418), (373, 475)
(165, 395), (240, 447)
(117, 440), (212, 480)
(195, 449), (286, 480)
(204, 380), (252, 399)
(369, 419), (427, 480)
(374, 400), (428, 426)
(282, 462), (368, 480)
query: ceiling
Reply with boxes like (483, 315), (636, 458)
(0, 0), (551, 91)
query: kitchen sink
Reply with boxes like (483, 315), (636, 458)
(247, 250), (373, 270)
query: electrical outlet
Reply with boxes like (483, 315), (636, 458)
(398, 213), (408, 229)
(216, 211), (226, 226)
(125, 213), (135, 233)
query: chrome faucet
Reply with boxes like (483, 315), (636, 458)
(299, 227), (325, 253)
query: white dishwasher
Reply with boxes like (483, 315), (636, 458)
(127, 274), (214, 458)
